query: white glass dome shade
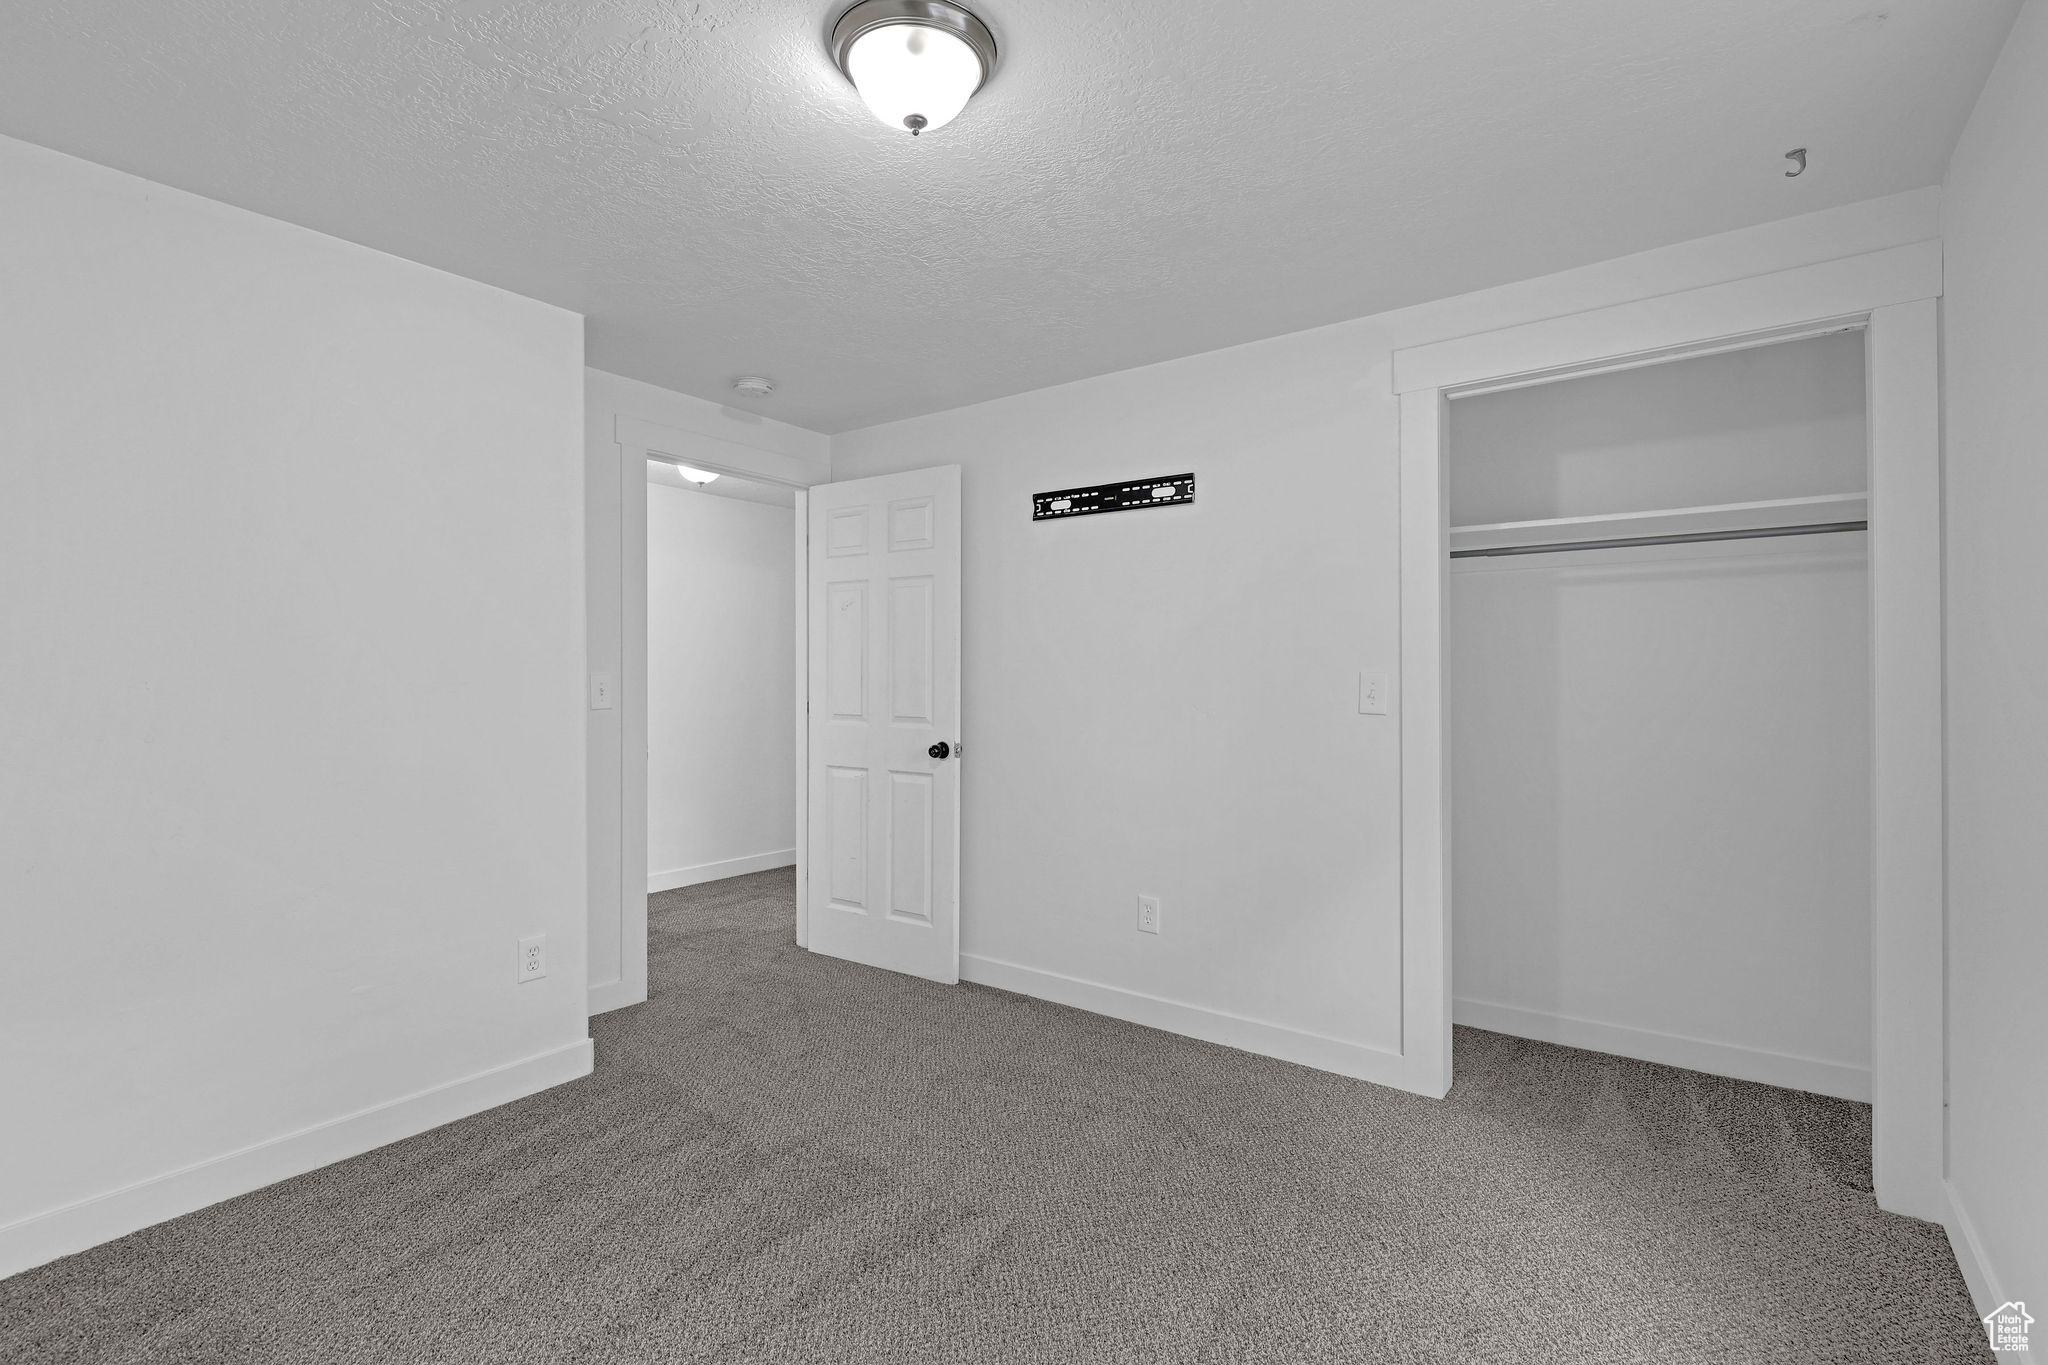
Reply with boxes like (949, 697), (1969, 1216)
(831, 1), (998, 136)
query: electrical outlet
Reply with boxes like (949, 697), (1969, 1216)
(1137, 894), (1161, 935)
(589, 672), (615, 710)
(517, 934), (547, 983)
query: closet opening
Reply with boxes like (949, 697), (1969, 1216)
(1444, 327), (1874, 1102)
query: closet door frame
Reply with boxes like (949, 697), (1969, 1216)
(1390, 241), (1946, 1222)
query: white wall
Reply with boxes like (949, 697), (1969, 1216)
(585, 368), (828, 1010)
(1939, 0), (2048, 1324)
(829, 188), (1940, 1080)
(647, 483), (797, 890)
(837, 330), (1407, 1054)
(1447, 337), (1873, 1100)
(0, 135), (589, 1276)
(1448, 332), (1870, 523)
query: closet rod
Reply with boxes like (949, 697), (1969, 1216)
(1450, 520), (1869, 559)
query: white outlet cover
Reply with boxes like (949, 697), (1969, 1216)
(1138, 894), (1161, 934)
(517, 933), (547, 982)
(589, 672), (615, 711)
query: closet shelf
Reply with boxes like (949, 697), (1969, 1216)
(1449, 493), (1869, 555)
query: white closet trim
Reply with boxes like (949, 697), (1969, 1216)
(1390, 251), (1945, 1223)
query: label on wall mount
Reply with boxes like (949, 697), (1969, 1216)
(1032, 473), (1195, 521)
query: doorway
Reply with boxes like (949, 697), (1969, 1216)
(589, 407), (966, 1012)
(586, 407), (821, 1019)
(644, 457), (800, 895)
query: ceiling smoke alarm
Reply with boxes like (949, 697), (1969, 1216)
(731, 375), (776, 398)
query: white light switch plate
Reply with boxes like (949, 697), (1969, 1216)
(1359, 669), (1389, 715)
(589, 672), (615, 710)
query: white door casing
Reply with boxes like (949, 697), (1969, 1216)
(595, 408), (830, 1015)
(1391, 240), (1946, 1218)
(806, 466), (962, 983)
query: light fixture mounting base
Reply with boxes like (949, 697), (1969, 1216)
(830, 0), (998, 95)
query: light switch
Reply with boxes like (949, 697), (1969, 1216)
(589, 672), (615, 711)
(1359, 670), (1389, 716)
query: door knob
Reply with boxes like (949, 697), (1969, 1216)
(928, 741), (951, 760)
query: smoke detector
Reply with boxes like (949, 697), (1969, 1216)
(731, 375), (775, 399)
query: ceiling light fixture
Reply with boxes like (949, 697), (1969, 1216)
(672, 464), (720, 484)
(831, 0), (997, 137)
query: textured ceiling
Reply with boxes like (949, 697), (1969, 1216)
(0, 1), (2020, 432)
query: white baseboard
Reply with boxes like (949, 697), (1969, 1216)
(1946, 1176), (2033, 1361)
(960, 953), (1427, 1093)
(1453, 997), (1870, 1101)
(0, 1037), (594, 1282)
(648, 849), (796, 894)
(587, 978), (646, 1015)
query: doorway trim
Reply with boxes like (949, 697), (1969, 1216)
(591, 413), (823, 1016)
(1390, 239), (1946, 1220)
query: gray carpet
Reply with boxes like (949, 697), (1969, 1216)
(4, 868), (1989, 1363)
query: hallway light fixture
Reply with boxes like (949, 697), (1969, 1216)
(672, 464), (719, 484)
(831, 0), (998, 137)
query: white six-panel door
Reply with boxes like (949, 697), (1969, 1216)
(805, 466), (961, 983)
